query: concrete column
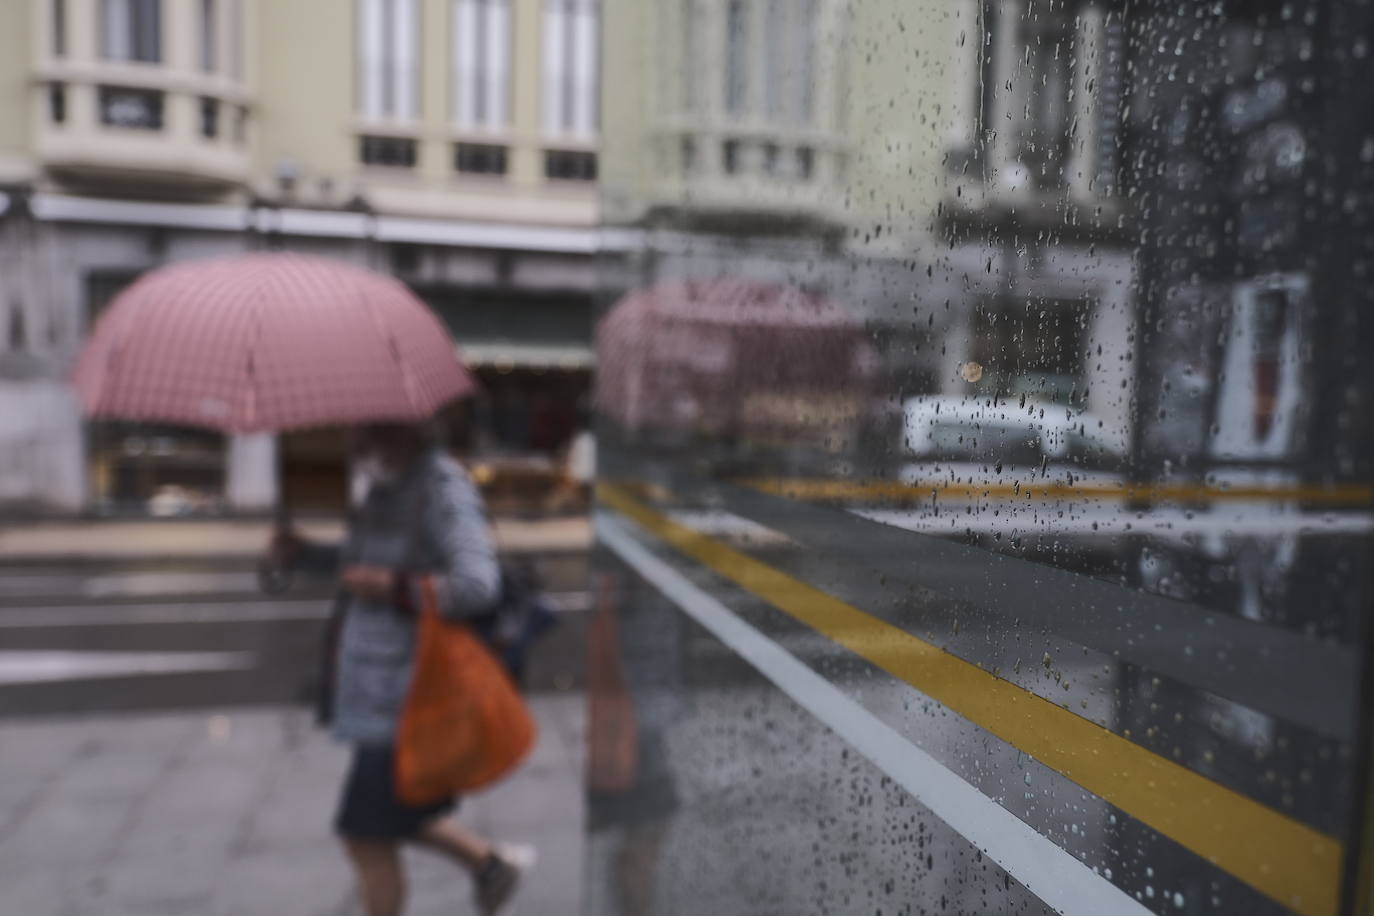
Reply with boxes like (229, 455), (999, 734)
(0, 381), (85, 512)
(1086, 254), (1135, 450)
(69, 0), (97, 61)
(947, 0), (982, 153)
(512, 0), (543, 188)
(165, 0), (195, 72)
(988, 0), (1021, 182)
(1067, 7), (1103, 203)
(33, 0), (51, 63)
(226, 432), (278, 513)
(49, 387), (86, 511)
(420, 0), (449, 186)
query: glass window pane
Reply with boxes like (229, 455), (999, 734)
(591, 1), (1374, 914)
(200, 0), (216, 72)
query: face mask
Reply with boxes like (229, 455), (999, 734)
(356, 452), (397, 485)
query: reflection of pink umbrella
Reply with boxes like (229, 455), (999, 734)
(596, 279), (877, 434)
(73, 252), (473, 433)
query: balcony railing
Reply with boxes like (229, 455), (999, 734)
(648, 121), (849, 228)
(33, 60), (252, 195)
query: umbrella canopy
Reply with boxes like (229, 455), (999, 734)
(595, 279), (878, 435)
(72, 252), (474, 433)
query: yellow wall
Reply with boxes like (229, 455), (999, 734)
(597, 0), (649, 227)
(254, 0), (357, 190)
(597, 0), (962, 238)
(845, 0), (963, 243)
(0, 0), (594, 224)
(0, 0), (33, 182)
(255, 0), (597, 224)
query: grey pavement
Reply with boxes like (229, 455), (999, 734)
(0, 694), (586, 916)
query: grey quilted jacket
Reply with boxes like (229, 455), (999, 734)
(306, 449), (500, 745)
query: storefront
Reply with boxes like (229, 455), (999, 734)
(87, 421), (227, 517)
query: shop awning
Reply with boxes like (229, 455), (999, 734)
(460, 341), (596, 370)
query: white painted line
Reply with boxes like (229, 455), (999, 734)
(80, 571), (261, 598)
(596, 512), (1152, 916)
(854, 506), (1374, 539)
(0, 650), (257, 685)
(666, 509), (795, 547)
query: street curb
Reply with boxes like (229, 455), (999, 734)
(0, 544), (591, 569)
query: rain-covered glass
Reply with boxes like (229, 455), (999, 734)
(586, 1), (1374, 914)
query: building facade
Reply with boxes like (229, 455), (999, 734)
(599, 0), (1139, 459)
(0, 0), (603, 515)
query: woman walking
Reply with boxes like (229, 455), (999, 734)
(275, 420), (533, 916)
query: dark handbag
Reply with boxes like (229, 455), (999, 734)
(469, 560), (559, 687)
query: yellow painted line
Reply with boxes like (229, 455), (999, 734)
(742, 477), (1374, 507)
(599, 482), (1344, 916)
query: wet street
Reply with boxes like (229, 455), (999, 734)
(0, 563), (329, 718)
(0, 558), (589, 916)
(0, 554), (591, 717)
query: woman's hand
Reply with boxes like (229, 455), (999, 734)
(340, 565), (397, 602)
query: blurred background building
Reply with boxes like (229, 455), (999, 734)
(600, 0), (1305, 481)
(0, 0), (1322, 526)
(598, 0), (1138, 471)
(0, 0), (602, 516)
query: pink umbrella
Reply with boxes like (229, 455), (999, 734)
(596, 279), (878, 436)
(73, 252), (473, 433)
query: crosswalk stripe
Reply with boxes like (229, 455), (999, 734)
(0, 650), (257, 685)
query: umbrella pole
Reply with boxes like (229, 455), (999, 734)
(257, 437), (294, 594)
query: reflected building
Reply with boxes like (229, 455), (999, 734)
(601, 0), (1140, 460)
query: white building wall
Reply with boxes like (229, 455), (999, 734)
(226, 433), (278, 512)
(0, 381), (85, 511)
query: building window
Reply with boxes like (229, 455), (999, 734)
(358, 0), (420, 120)
(90, 422), (228, 517)
(762, 142), (780, 175)
(722, 139), (740, 174)
(972, 298), (1089, 405)
(52, 0), (67, 57)
(453, 0), (512, 130)
(49, 85), (67, 124)
(456, 142), (509, 175)
(763, 0), (817, 125)
(724, 0), (750, 114)
(1095, 14), (1127, 196)
(360, 135), (417, 167)
(390, 244), (422, 274)
(681, 136), (698, 174)
(796, 145), (814, 180)
(200, 0), (217, 72)
(542, 0), (599, 139)
(101, 0), (162, 64)
(8, 303), (26, 352)
(975, 1), (1115, 194)
(233, 106), (249, 144)
(680, 0), (700, 113)
(544, 149), (597, 181)
(200, 98), (219, 138)
(99, 86), (164, 130)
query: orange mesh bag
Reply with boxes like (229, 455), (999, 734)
(587, 574), (638, 794)
(395, 577), (536, 806)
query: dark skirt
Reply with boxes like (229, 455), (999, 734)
(334, 745), (458, 840)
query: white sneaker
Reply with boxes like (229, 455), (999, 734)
(475, 842), (538, 915)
